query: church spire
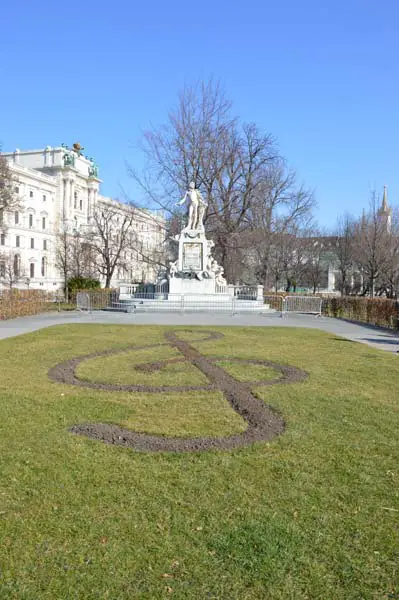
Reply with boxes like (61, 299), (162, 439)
(378, 185), (392, 232)
(381, 185), (389, 213)
(361, 208), (366, 232)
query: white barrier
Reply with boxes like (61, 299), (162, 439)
(76, 291), (91, 312)
(282, 296), (322, 316)
(75, 290), (270, 315)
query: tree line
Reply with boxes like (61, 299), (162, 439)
(131, 79), (399, 297)
(2, 79), (398, 298)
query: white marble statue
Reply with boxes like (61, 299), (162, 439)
(176, 182), (207, 231)
(215, 268), (226, 286)
(169, 260), (178, 278)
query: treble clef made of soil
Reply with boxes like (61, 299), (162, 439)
(48, 330), (308, 453)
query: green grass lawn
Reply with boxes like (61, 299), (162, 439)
(0, 324), (398, 599)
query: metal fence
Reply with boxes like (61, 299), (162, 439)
(282, 295), (322, 316)
(77, 290), (119, 311)
(76, 290), (267, 315)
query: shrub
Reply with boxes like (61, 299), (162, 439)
(322, 296), (399, 329)
(0, 289), (55, 320)
(67, 276), (100, 298)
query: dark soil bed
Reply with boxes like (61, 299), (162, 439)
(48, 329), (308, 452)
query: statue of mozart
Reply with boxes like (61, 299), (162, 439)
(176, 182), (207, 231)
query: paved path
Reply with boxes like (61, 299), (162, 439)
(0, 310), (398, 353)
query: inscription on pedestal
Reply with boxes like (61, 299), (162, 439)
(183, 242), (203, 270)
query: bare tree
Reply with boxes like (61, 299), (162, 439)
(55, 221), (73, 301)
(353, 192), (390, 297)
(332, 214), (356, 295)
(267, 231), (294, 292)
(301, 233), (330, 294)
(0, 151), (20, 230)
(0, 251), (26, 289)
(71, 231), (96, 280)
(377, 208), (399, 298)
(283, 232), (310, 292)
(249, 162), (315, 289)
(129, 79), (282, 282)
(87, 203), (137, 288)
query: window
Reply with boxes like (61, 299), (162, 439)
(30, 263), (35, 278)
(14, 255), (20, 277)
(15, 186), (19, 194)
(0, 210), (3, 225)
(0, 261), (5, 278)
(29, 214), (33, 227)
(16, 236), (20, 248)
(29, 190), (33, 198)
(42, 194), (46, 202)
(42, 217), (46, 229)
(30, 238), (34, 249)
(15, 211), (19, 225)
(79, 198), (83, 211)
(43, 239), (47, 251)
(0, 233), (5, 245)
(41, 257), (47, 277)
(74, 191), (77, 209)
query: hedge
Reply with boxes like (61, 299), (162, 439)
(0, 289), (57, 320)
(322, 296), (399, 329)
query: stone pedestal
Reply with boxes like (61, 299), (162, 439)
(169, 276), (218, 295)
(177, 229), (209, 272)
(169, 228), (223, 295)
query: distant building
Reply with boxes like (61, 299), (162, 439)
(300, 187), (394, 294)
(377, 185), (392, 232)
(0, 144), (165, 291)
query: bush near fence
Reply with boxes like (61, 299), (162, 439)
(264, 295), (284, 311)
(322, 296), (399, 329)
(264, 293), (399, 329)
(0, 290), (57, 320)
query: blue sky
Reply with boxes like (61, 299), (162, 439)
(1, 0), (398, 227)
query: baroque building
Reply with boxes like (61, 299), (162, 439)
(0, 144), (165, 291)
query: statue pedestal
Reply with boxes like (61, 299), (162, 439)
(168, 228), (224, 296)
(169, 276), (222, 296)
(176, 229), (208, 273)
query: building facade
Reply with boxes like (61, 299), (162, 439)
(0, 144), (165, 291)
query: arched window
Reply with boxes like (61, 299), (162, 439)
(41, 257), (47, 277)
(13, 254), (21, 277)
(74, 191), (77, 209)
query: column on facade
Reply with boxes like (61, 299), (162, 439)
(87, 184), (96, 220)
(69, 178), (74, 212)
(92, 188), (98, 214)
(87, 187), (91, 218)
(62, 178), (68, 220)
